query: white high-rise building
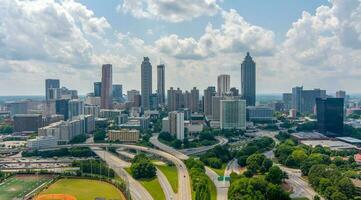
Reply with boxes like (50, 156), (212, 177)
(217, 74), (230, 96)
(169, 111), (184, 140)
(220, 99), (246, 130)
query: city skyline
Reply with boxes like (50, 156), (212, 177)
(1, 0), (361, 95)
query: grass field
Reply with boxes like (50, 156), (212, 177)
(0, 174), (53, 200)
(125, 167), (166, 200)
(209, 164), (226, 177)
(38, 178), (125, 200)
(139, 177), (166, 200)
(156, 164), (178, 193)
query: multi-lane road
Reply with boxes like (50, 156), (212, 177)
(46, 143), (192, 200)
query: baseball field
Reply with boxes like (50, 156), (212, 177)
(0, 174), (53, 200)
(37, 178), (125, 200)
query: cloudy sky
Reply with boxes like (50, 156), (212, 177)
(0, 0), (361, 96)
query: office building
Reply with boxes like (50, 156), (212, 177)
(336, 90), (346, 99)
(203, 86), (216, 117)
(107, 129), (140, 143)
(168, 87), (183, 111)
(120, 116), (150, 130)
(141, 57), (152, 110)
(150, 94), (158, 110)
(84, 95), (101, 106)
(68, 99), (84, 120)
(241, 52), (256, 106)
(220, 99), (246, 130)
(48, 87), (78, 100)
(316, 98), (344, 136)
(247, 106), (275, 122)
(283, 93), (292, 111)
(55, 99), (69, 120)
(190, 87), (200, 113)
(217, 74), (230, 96)
(169, 111), (185, 140)
(14, 114), (43, 132)
(157, 64), (165, 106)
(45, 79), (60, 101)
(42, 101), (56, 116)
(112, 84), (123, 101)
(230, 87), (239, 96)
(101, 64), (113, 109)
(6, 101), (28, 116)
(27, 136), (57, 150)
(127, 90), (140, 102)
(292, 86), (303, 112)
(39, 115), (94, 143)
(291, 87), (326, 114)
(162, 117), (170, 133)
(84, 105), (100, 118)
(211, 96), (223, 121)
(94, 82), (102, 97)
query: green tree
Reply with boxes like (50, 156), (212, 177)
(266, 166), (284, 185)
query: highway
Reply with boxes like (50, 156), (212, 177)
(115, 149), (176, 200)
(156, 168), (176, 200)
(43, 143), (192, 200)
(179, 136), (228, 155)
(224, 158), (240, 176)
(150, 134), (231, 200)
(205, 166), (229, 200)
(92, 147), (152, 200)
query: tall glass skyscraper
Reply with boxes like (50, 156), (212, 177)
(141, 57), (152, 110)
(101, 64), (113, 109)
(94, 82), (102, 97)
(157, 64), (165, 106)
(241, 52), (256, 106)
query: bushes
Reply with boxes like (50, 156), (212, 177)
(22, 147), (94, 158)
(93, 129), (106, 142)
(69, 134), (87, 144)
(308, 164), (356, 200)
(200, 145), (231, 169)
(236, 137), (275, 166)
(130, 154), (156, 179)
(228, 176), (290, 200)
(185, 158), (211, 200)
(73, 159), (115, 178)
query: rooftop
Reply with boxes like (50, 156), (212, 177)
(336, 137), (361, 144)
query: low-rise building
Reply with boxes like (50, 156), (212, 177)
(107, 129), (140, 143)
(13, 114), (43, 132)
(119, 116), (150, 130)
(246, 106), (275, 122)
(38, 115), (94, 143)
(27, 136), (57, 150)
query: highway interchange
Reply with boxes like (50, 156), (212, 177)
(7, 130), (324, 200)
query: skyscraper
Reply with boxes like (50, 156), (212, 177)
(292, 86), (303, 112)
(167, 87), (183, 111)
(112, 84), (123, 101)
(68, 99), (84, 120)
(241, 52), (256, 106)
(55, 99), (69, 120)
(190, 87), (199, 113)
(101, 64), (113, 109)
(127, 90), (140, 102)
(94, 82), (102, 97)
(45, 79), (60, 101)
(157, 64), (165, 106)
(316, 98), (344, 136)
(217, 74), (230, 96)
(141, 57), (152, 110)
(220, 99), (246, 130)
(203, 86), (216, 117)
